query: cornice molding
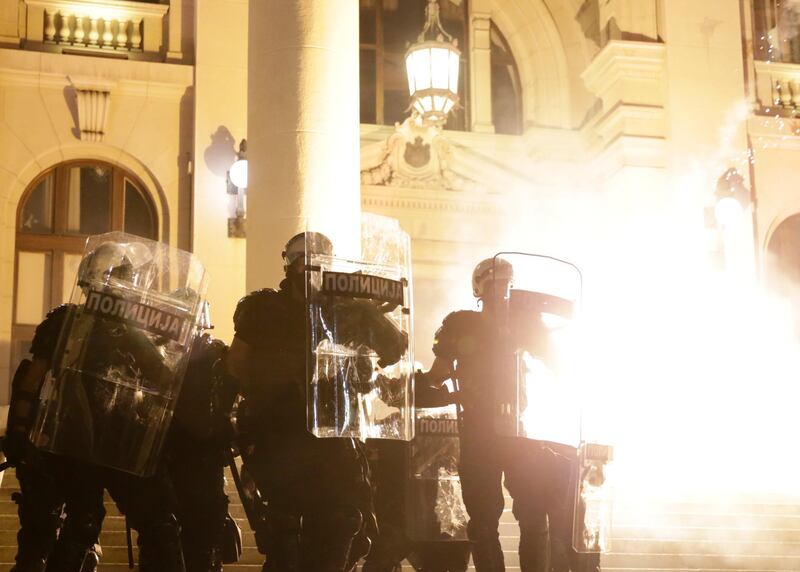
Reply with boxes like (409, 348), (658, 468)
(0, 49), (191, 97)
(582, 40), (667, 96)
(362, 185), (503, 215)
(24, 0), (168, 18)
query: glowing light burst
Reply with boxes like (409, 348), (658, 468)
(569, 265), (800, 497)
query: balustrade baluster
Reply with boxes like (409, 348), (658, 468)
(59, 12), (72, 44)
(74, 15), (85, 45)
(779, 79), (793, 108)
(130, 18), (142, 51)
(791, 80), (800, 110)
(116, 19), (129, 49)
(101, 18), (113, 48)
(44, 9), (57, 42)
(88, 17), (99, 46)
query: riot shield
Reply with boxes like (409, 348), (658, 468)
(306, 215), (414, 440)
(30, 232), (208, 476)
(490, 252), (582, 445)
(407, 406), (468, 543)
(572, 442), (613, 553)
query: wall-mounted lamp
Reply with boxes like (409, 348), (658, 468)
(227, 139), (247, 238)
(714, 167), (751, 227)
(405, 0), (460, 125)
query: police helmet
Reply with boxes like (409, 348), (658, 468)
(472, 257), (514, 298)
(77, 241), (153, 289)
(282, 232), (334, 270)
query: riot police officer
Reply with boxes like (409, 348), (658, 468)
(362, 382), (470, 572)
(227, 231), (385, 572)
(12, 235), (209, 572)
(416, 257), (558, 572)
(163, 308), (238, 572)
(4, 303), (105, 572)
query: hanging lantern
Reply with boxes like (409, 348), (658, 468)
(405, 0), (460, 125)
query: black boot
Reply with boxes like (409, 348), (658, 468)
(518, 519), (549, 572)
(467, 522), (504, 572)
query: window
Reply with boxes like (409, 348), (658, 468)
(11, 161), (157, 392)
(753, 0), (800, 63)
(490, 22), (523, 135)
(360, 0), (469, 130)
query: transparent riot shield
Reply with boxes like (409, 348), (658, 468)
(490, 252), (582, 445)
(306, 215), (414, 440)
(407, 406), (468, 543)
(573, 442), (614, 553)
(31, 232), (208, 476)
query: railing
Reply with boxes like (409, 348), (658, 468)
(24, 0), (168, 59)
(754, 60), (800, 112)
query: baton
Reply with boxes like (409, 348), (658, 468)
(225, 447), (269, 554)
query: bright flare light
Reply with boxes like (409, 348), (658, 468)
(714, 196), (744, 225)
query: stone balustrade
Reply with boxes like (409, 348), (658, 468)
(24, 0), (168, 59)
(754, 60), (800, 113)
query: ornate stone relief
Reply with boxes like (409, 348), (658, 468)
(361, 114), (479, 191)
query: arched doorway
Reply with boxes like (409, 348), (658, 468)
(766, 213), (800, 335)
(11, 161), (158, 385)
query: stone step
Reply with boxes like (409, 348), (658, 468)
(3, 465), (800, 571)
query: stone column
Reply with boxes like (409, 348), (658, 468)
(469, 3), (494, 133)
(247, 1), (361, 291)
(167, 0), (183, 61)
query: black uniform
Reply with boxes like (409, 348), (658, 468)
(163, 333), (232, 572)
(232, 282), (376, 572)
(5, 305), (106, 572)
(432, 309), (559, 572)
(6, 303), (187, 572)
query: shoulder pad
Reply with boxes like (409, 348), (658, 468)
(433, 310), (479, 359)
(440, 310), (479, 329)
(233, 288), (282, 343)
(30, 304), (75, 359)
(46, 303), (74, 321)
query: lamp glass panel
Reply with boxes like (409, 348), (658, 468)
(449, 50), (460, 93)
(411, 49), (432, 91)
(405, 54), (416, 95)
(433, 95), (446, 112)
(443, 99), (455, 114)
(431, 47), (450, 89)
(422, 95), (434, 113)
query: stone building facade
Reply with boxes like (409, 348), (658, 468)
(1, 0), (799, 430)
